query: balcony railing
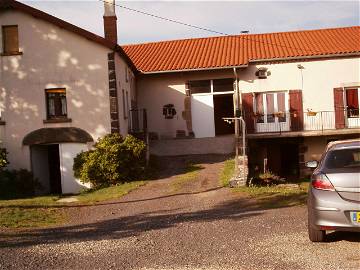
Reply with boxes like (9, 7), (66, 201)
(244, 109), (360, 134)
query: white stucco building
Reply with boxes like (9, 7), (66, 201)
(123, 26), (360, 179)
(0, 0), (136, 193)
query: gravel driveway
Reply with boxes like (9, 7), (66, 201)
(0, 155), (359, 270)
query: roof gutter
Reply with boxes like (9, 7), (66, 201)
(249, 52), (360, 63)
(138, 64), (248, 75)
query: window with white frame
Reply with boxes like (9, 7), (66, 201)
(254, 92), (287, 123)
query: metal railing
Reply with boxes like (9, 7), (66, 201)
(128, 109), (147, 134)
(244, 109), (360, 134)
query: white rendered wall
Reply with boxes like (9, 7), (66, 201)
(59, 143), (91, 194)
(114, 53), (135, 136)
(0, 10), (121, 171)
(137, 57), (360, 138)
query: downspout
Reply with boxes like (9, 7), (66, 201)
(233, 67), (246, 184)
(233, 68), (239, 177)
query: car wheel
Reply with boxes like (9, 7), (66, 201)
(308, 223), (326, 242)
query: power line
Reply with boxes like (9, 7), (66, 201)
(99, 0), (321, 53)
(99, 0), (229, 36)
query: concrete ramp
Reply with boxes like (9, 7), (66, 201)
(150, 135), (235, 156)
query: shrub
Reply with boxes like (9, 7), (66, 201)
(0, 169), (41, 199)
(73, 134), (147, 188)
(0, 148), (9, 170)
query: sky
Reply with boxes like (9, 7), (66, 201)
(22, 0), (360, 45)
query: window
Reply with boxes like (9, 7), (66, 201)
(122, 89), (128, 119)
(255, 93), (264, 123)
(189, 80), (211, 94)
(346, 88), (359, 118)
(213, 78), (234, 92)
(126, 91), (129, 113)
(45, 88), (67, 119)
(2, 25), (19, 54)
(325, 148), (360, 172)
(254, 92), (287, 124)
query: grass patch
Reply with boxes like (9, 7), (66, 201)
(234, 182), (309, 209)
(219, 158), (309, 208)
(77, 181), (145, 204)
(0, 195), (64, 229)
(0, 208), (65, 228)
(219, 158), (235, 187)
(0, 181), (145, 229)
(171, 164), (203, 192)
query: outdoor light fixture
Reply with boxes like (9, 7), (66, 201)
(297, 64), (305, 69)
(255, 67), (270, 79)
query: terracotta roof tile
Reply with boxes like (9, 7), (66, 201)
(123, 26), (360, 73)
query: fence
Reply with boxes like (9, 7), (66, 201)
(245, 109), (360, 134)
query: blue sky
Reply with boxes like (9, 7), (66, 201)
(22, 1), (360, 45)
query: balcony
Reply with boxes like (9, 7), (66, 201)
(245, 109), (360, 138)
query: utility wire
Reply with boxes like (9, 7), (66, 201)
(99, 0), (321, 53)
(99, 0), (229, 36)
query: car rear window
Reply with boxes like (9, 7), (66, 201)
(324, 148), (360, 172)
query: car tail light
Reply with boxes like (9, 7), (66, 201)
(311, 174), (335, 191)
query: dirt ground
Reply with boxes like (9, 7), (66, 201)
(0, 155), (359, 270)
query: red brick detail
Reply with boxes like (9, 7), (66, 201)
(289, 90), (304, 131)
(103, 16), (117, 44)
(241, 93), (255, 134)
(334, 87), (345, 129)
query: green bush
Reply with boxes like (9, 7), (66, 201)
(0, 148), (9, 170)
(73, 134), (147, 188)
(0, 169), (41, 199)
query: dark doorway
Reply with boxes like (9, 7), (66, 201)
(48, 144), (62, 194)
(213, 94), (234, 136)
(248, 139), (300, 180)
(280, 143), (299, 179)
(267, 142), (299, 179)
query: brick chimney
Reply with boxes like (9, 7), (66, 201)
(103, 0), (117, 44)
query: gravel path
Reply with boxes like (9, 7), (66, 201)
(0, 155), (359, 270)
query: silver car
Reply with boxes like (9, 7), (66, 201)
(306, 139), (360, 242)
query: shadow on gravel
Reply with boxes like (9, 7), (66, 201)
(0, 187), (224, 210)
(0, 198), (261, 248)
(325, 231), (360, 243)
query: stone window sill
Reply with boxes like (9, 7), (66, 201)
(1, 51), (23, 56)
(43, 118), (72, 124)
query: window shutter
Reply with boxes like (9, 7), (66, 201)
(334, 88), (345, 129)
(3, 26), (19, 53)
(241, 93), (255, 133)
(289, 90), (304, 131)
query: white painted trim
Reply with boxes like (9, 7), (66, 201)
(343, 82), (360, 88)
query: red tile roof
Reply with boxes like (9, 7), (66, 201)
(123, 26), (360, 73)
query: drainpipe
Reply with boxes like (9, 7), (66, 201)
(233, 68), (239, 177)
(233, 67), (247, 185)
